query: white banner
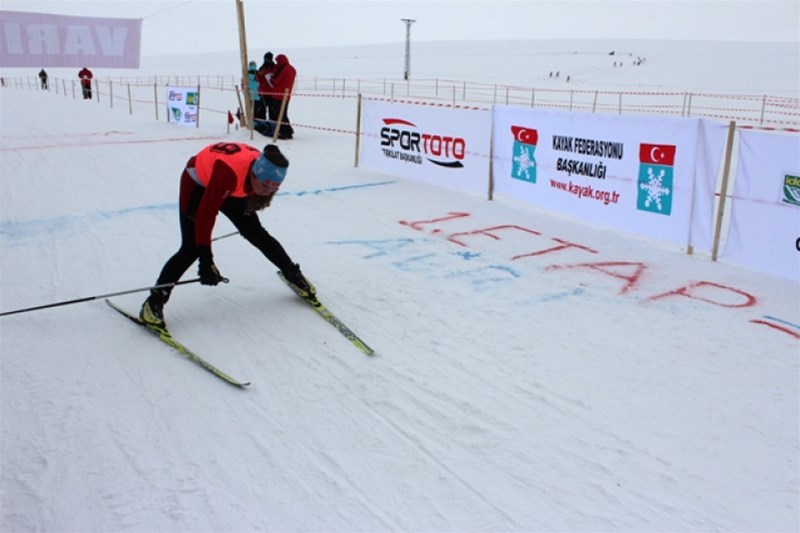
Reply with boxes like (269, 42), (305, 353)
(0, 11), (142, 68)
(721, 130), (800, 282)
(690, 120), (729, 251)
(360, 100), (491, 197)
(166, 87), (198, 128)
(492, 106), (703, 246)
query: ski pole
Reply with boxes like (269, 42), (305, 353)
(0, 278), (221, 318)
(212, 231), (239, 241)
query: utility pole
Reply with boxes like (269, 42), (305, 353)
(235, 0), (251, 129)
(401, 18), (416, 81)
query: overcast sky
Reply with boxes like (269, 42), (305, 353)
(1, 0), (798, 56)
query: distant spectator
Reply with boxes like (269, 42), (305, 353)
(78, 67), (93, 99)
(38, 69), (48, 90)
(268, 53), (296, 140)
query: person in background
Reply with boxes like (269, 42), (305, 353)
(38, 69), (48, 90)
(256, 52), (276, 122)
(247, 60), (265, 120)
(139, 142), (315, 329)
(78, 67), (93, 99)
(268, 54), (297, 140)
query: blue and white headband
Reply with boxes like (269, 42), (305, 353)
(252, 154), (288, 184)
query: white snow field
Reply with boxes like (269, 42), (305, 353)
(1, 39), (798, 532)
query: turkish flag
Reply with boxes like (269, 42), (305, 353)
(639, 143), (676, 166)
(510, 125), (538, 146)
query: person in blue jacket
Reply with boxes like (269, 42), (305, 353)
(247, 60), (265, 120)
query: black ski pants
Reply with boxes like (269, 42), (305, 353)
(153, 178), (294, 302)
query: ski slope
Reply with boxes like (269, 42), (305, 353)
(1, 40), (798, 532)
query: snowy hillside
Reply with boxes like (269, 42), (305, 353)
(1, 40), (798, 532)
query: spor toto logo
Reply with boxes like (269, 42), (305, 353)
(380, 118), (466, 168)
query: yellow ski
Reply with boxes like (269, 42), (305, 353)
(106, 299), (250, 388)
(277, 272), (374, 356)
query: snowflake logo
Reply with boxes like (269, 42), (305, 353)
(640, 167), (671, 211)
(513, 146), (536, 180)
(637, 143), (675, 216)
(636, 165), (674, 215)
(511, 143), (537, 184)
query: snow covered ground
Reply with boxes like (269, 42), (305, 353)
(1, 40), (798, 532)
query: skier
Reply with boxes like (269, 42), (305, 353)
(139, 142), (315, 328)
(38, 69), (48, 90)
(78, 67), (93, 99)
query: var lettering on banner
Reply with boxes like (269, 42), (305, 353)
(0, 10), (142, 68)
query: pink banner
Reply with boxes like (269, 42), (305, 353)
(1, 11), (142, 68)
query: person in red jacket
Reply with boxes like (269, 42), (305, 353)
(78, 67), (93, 99)
(268, 54), (297, 139)
(139, 142), (314, 329)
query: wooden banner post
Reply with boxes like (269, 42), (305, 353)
(711, 121), (737, 261)
(195, 85), (200, 128)
(235, 85), (245, 127)
(272, 89), (290, 143)
(235, 0), (252, 129)
(354, 94), (362, 167)
(154, 83), (159, 121)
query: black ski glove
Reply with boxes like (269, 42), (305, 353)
(197, 246), (225, 286)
